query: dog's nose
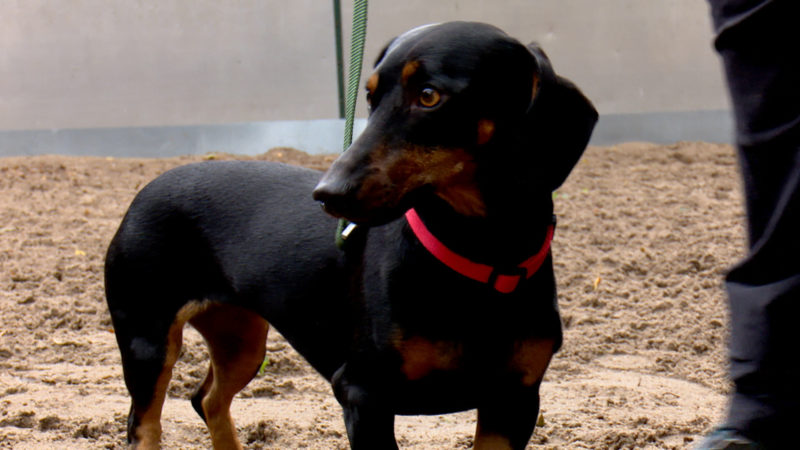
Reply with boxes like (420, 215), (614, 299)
(312, 182), (348, 218)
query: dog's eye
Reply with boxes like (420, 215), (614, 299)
(419, 88), (441, 108)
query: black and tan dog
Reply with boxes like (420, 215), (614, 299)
(105, 21), (597, 449)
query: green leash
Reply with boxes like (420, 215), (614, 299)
(342, 0), (368, 150)
(335, 0), (368, 249)
(260, 2), (369, 376)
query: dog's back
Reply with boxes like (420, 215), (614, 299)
(107, 161), (353, 373)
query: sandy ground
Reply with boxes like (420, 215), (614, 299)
(0, 142), (743, 449)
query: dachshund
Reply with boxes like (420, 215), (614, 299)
(105, 21), (597, 449)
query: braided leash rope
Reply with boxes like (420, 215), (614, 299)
(336, 0), (368, 249)
(258, 4), (370, 374)
(342, 0), (368, 149)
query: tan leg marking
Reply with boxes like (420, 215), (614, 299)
(189, 304), (269, 450)
(511, 338), (555, 387)
(132, 315), (188, 449)
(473, 425), (513, 450)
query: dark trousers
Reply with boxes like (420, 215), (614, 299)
(708, 0), (800, 445)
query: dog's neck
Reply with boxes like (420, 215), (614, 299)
(411, 191), (554, 264)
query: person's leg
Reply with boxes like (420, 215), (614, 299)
(703, 0), (800, 446)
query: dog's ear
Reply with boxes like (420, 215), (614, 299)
(525, 43), (598, 190)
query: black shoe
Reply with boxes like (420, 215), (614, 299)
(694, 428), (766, 450)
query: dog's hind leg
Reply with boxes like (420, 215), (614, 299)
(188, 303), (269, 449)
(114, 309), (187, 449)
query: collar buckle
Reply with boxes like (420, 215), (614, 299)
(488, 265), (527, 294)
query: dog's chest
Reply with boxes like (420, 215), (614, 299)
(390, 331), (554, 387)
(380, 331), (555, 414)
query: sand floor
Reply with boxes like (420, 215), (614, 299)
(0, 141), (743, 448)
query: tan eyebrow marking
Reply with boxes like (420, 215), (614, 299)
(401, 60), (421, 85)
(366, 72), (379, 95)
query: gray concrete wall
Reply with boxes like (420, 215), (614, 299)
(1, 1), (731, 155)
(344, 0), (729, 119)
(2, 0), (338, 130)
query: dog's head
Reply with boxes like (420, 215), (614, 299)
(313, 21), (597, 225)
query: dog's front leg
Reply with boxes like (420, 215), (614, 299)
(474, 386), (541, 450)
(332, 364), (398, 449)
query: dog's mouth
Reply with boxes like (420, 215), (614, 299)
(315, 200), (408, 227)
(313, 182), (430, 226)
(313, 136), (448, 226)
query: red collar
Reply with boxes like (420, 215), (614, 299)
(404, 208), (555, 294)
